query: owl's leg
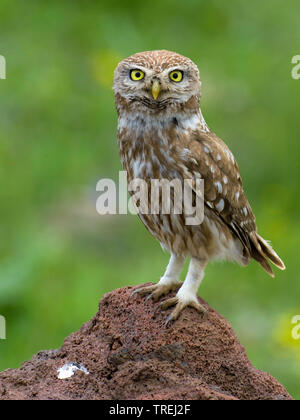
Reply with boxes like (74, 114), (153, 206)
(131, 254), (185, 301)
(161, 257), (207, 326)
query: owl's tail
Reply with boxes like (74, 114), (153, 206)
(249, 232), (286, 277)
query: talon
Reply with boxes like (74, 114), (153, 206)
(161, 296), (206, 324)
(190, 300), (207, 314)
(132, 283), (206, 326)
(145, 293), (153, 302)
(131, 284), (156, 297)
(131, 282), (181, 302)
(160, 296), (178, 310)
(165, 314), (174, 328)
(154, 303), (163, 314)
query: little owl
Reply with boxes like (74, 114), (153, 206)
(113, 50), (285, 325)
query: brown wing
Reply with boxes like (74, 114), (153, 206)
(181, 129), (285, 276)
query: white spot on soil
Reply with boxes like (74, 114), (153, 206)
(57, 362), (89, 379)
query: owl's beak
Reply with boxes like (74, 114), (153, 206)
(151, 80), (161, 100)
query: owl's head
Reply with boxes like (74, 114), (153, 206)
(113, 50), (201, 112)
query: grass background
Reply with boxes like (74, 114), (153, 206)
(0, 0), (299, 399)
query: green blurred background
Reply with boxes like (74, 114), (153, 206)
(0, 0), (299, 399)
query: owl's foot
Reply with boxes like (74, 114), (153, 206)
(160, 296), (207, 327)
(131, 281), (182, 302)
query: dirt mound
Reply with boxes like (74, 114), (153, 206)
(0, 284), (292, 400)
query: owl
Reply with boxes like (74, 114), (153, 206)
(113, 50), (285, 325)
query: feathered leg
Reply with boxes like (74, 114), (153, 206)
(132, 254), (185, 301)
(161, 257), (207, 326)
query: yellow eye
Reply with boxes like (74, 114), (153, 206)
(169, 70), (183, 82)
(130, 69), (145, 81)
